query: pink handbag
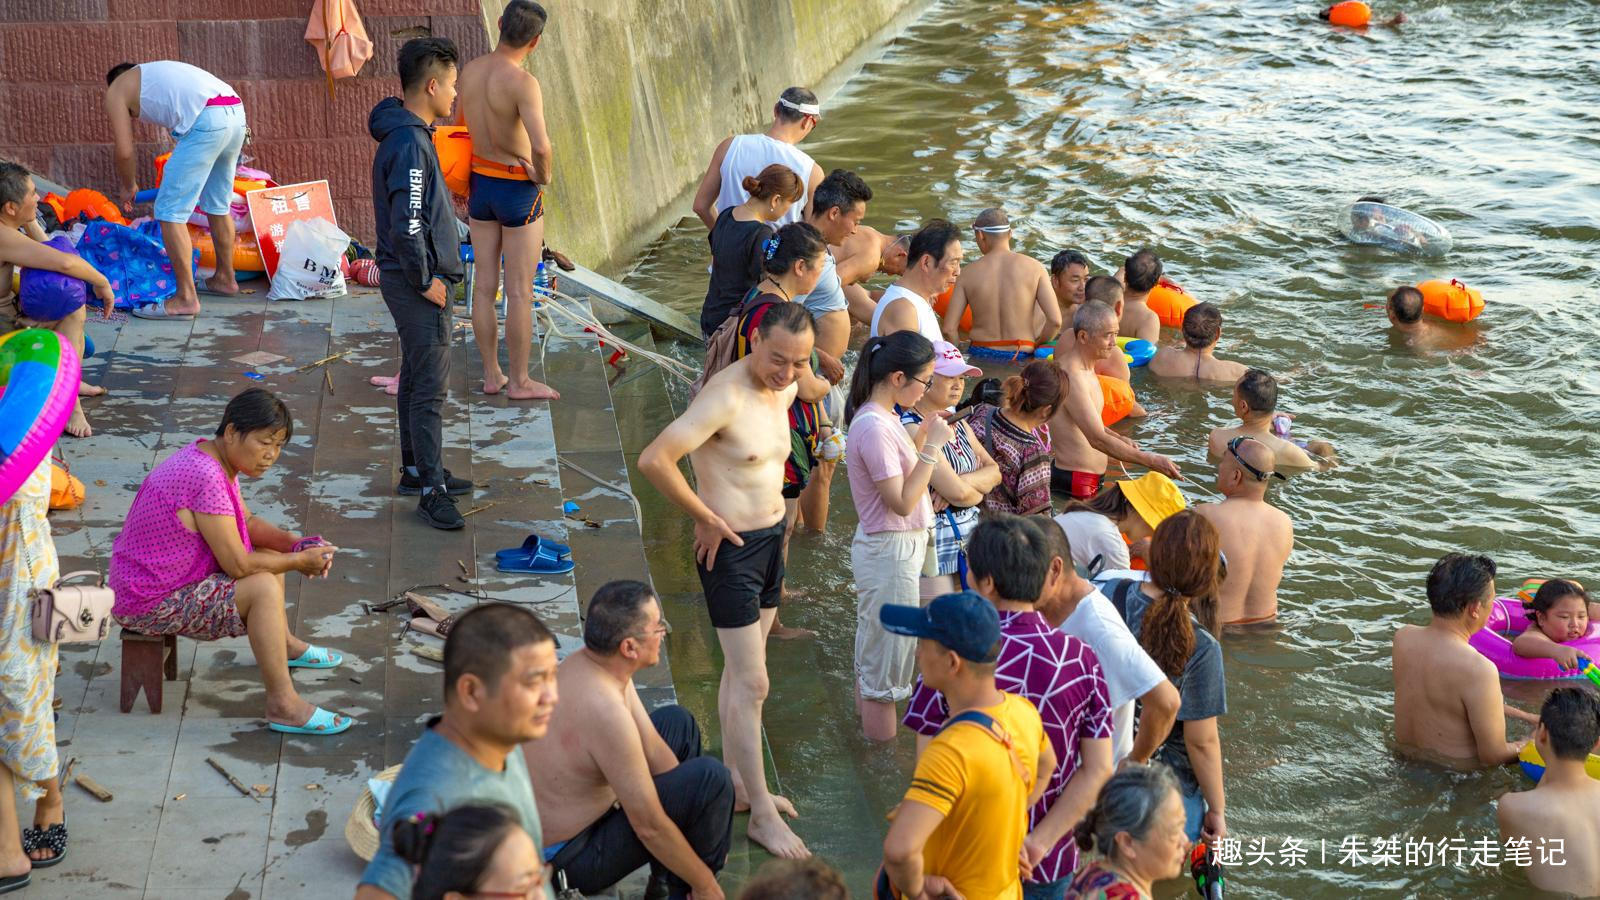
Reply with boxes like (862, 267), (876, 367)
(30, 570), (114, 644)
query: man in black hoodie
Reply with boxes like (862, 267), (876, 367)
(370, 37), (470, 529)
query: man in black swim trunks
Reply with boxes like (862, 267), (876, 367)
(458, 0), (560, 402)
(638, 302), (816, 861)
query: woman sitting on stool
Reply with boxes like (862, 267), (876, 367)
(109, 387), (353, 735)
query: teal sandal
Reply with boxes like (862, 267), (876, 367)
(287, 645), (343, 669)
(268, 707), (354, 736)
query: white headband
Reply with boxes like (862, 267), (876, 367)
(974, 224), (1012, 234)
(778, 97), (821, 116)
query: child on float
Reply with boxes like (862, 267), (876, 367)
(1512, 579), (1596, 671)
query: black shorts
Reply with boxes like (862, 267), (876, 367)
(468, 171), (544, 227)
(696, 521), (785, 629)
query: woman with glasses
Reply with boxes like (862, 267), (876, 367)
(393, 804), (545, 900)
(844, 330), (952, 741)
(897, 341), (1000, 596)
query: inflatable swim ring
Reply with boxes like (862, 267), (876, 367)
(0, 329), (81, 506)
(60, 188), (128, 227)
(1146, 278), (1196, 329)
(931, 284), (971, 333)
(1468, 596), (1600, 680)
(1518, 742), (1600, 783)
(19, 235), (90, 322)
(1345, 201), (1453, 256)
(1099, 374), (1135, 426)
(1417, 278), (1484, 323)
(1119, 336), (1156, 368)
(1323, 1), (1371, 27)
(435, 125), (473, 198)
(188, 224), (265, 273)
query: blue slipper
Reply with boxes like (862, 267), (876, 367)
(287, 645), (343, 669)
(268, 706), (354, 736)
(495, 534), (570, 562)
(496, 550), (575, 575)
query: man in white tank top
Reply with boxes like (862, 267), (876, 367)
(692, 87), (824, 230)
(870, 219), (965, 345)
(105, 61), (248, 319)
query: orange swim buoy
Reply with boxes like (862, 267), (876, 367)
(1145, 278), (1196, 329)
(434, 126), (473, 198)
(188, 224), (265, 273)
(61, 188), (128, 226)
(1323, 0), (1371, 26)
(1417, 278), (1484, 323)
(1099, 374), (1135, 426)
(931, 284), (972, 333)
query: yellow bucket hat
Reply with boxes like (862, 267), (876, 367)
(1119, 472), (1187, 528)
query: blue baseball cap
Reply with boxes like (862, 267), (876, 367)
(879, 591), (1000, 663)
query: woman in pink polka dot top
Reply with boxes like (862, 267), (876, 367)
(109, 388), (354, 736)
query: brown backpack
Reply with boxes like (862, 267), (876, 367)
(690, 287), (764, 401)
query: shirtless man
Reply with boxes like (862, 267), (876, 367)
(873, 220), (962, 343)
(0, 163), (116, 438)
(940, 209), (1059, 362)
(1207, 369), (1336, 472)
(1194, 438), (1292, 626)
(692, 88), (823, 230)
(1049, 249), (1089, 330)
(1074, 278), (1133, 384)
(838, 228), (908, 325)
(638, 302), (814, 859)
(1147, 302), (1247, 383)
(1497, 688), (1600, 897)
(529, 581), (734, 899)
(1384, 285), (1445, 343)
(1117, 248), (1164, 343)
(793, 170), (872, 533)
(458, 0), (559, 401)
(1392, 552), (1535, 767)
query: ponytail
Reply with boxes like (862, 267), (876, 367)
(1139, 510), (1222, 676)
(845, 331), (935, 425)
(741, 163), (804, 204)
(761, 221), (826, 277)
(1001, 360), (1063, 417)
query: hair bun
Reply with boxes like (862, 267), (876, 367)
(391, 813), (436, 865)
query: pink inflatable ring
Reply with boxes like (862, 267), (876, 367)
(1469, 597), (1600, 680)
(0, 329), (81, 505)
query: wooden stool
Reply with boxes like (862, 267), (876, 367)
(119, 630), (177, 714)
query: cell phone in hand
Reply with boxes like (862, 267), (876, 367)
(945, 407), (975, 424)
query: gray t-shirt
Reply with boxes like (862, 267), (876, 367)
(360, 720), (554, 899)
(1104, 578), (1226, 790)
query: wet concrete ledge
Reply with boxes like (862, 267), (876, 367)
(37, 279), (669, 898)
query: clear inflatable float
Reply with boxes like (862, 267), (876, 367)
(1344, 200), (1452, 256)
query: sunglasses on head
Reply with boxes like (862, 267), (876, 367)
(1227, 436), (1285, 482)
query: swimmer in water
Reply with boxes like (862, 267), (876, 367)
(1146, 302), (1247, 383)
(1207, 369), (1337, 471)
(1384, 285), (1444, 342)
(1496, 688), (1600, 898)
(1512, 579), (1594, 671)
(1048, 249), (1089, 334)
(1116, 248), (1164, 343)
(1070, 276), (1136, 386)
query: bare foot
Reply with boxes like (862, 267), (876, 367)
(385, 381), (399, 396)
(199, 275), (241, 297)
(79, 380), (106, 397)
(748, 809), (809, 860)
(65, 404), (92, 438)
(369, 374), (399, 388)
(481, 374), (510, 395)
(27, 796), (63, 863)
(769, 622), (815, 641)
(734, 791), (799, 817)
(506, 378), (560, 401)
(265, 696), (330, 730)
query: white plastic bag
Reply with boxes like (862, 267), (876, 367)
(267, 217), (349, 300)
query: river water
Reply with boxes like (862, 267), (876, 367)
(622, 0), (1600, 896)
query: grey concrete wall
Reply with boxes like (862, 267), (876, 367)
(478, 0), (920, 273)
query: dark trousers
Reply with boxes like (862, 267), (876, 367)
(550, 705), (734, 899)
(380, 270), (451, 488)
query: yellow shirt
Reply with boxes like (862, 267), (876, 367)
(902, 691), (1047, 900)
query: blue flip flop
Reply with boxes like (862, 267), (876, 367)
(287, 645), (343, 669)
(496, 549), (575, 575)
(495, 534), (571, 562)
(268, 706), (354, 736)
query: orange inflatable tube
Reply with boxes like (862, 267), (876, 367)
(931, 284), (972, 333)
(1099, 374), (1135, 426)
(60, 188), (128, 226)
(1323, 1), (1371, 26)
(188, 224), (265, 273)
(1417, 278), (1484, 323)
(1146, 278), (1196, 329)
(435, 126), (473, 198)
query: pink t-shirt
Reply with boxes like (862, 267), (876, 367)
(846, 403), (932, 534)
(110, 440), (251, 617)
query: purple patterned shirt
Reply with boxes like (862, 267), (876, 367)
(904, 609), (1113, 883)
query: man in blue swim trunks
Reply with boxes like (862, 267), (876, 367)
(105, 60), (248, 319)
(458, 0), (560, 402)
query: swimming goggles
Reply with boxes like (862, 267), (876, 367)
(1227, 436), (1285, 482)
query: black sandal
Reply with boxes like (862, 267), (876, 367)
(21, 814), (66, 869)
(0, 873), (30, 894)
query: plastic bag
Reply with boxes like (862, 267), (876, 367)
(267, 217), (349, 301)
